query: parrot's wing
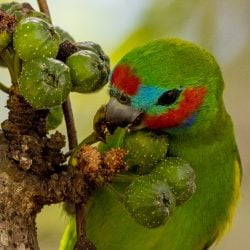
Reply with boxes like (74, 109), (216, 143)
(59, 216), (76, 250)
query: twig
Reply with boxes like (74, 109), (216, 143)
(0, 81), (10, 94)
(62, 97), (78, 150)
(37, 0), (52, 22)
(38, 0), (89, 248)
(0, 50), (17, 84)
(66, 132), (98, 159)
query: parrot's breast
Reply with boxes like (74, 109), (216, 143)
(165, 116), (241, 249)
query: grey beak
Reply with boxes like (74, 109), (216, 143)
(106, 97), (144, 132)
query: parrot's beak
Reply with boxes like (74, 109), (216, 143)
(105, 97), (144, 133)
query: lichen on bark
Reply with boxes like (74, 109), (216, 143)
(0, 129), (89, 249)
(0, 89), (83, 249)
(0, 88), (125, 249)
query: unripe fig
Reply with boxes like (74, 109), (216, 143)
(76, 41), (109, 67)
(4, 1), (50, 23)
(124, 175), (176, 228)
(123, 130), (168, 174)
(66, 50), (108, 93)
(13, 17), (59, 61)
(22, 10), (50, 23)
(0, 31), (11, 51)
(0, 2), (19, 12)
(19, 57), (71, 109)
(152, 158), (196, 205)
(47, 106), (63, 130)
(0, 8), (16, 51)
(54, 26), (74, 43)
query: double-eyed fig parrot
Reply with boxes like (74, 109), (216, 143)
(60, 38), (241, 250)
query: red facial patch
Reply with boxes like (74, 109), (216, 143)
(111, 64), (140, 95)
(144, 87), (207, 129)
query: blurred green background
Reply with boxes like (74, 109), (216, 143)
(0, 0), (249, 249)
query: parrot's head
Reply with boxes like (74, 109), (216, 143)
(106, 39), (224, 135)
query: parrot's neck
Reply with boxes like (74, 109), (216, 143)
(165, 105), (240, 249)
(167, 107), (233, 174)
(167, 102), (226, 141)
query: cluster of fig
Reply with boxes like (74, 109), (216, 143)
(101, 129), (196, 228)
(0, 2), (109, 129)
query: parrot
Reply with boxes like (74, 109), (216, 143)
(60, 38), (241, 250)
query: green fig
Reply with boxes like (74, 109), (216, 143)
(13, 17), (59, 61)
(0, 9), (16, 51)
(1, 2), (22, 12)
(54, 26), (74, 43)
(76, 41), (109, 67)
(46, 106), (64, 130)
(66, 50), (108, 93)
(0, 31), (11, 51)
(4, 2), (50, 23)
(123, 130), (168, 174)
(152, 158), (196, 205)
(124, 175), (176, 228)
(19, 57), (71, 109)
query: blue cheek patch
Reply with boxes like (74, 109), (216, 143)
(176, 112), (198, 131)
(182, 113), (197, 128)
(131, 85), (166, 111)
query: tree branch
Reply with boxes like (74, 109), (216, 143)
(62, 97), (78, 150)
(0, 81), (9, 94)
(37, 0), (52, 21)
(0, 132), (85, 249)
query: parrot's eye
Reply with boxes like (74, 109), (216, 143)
(156, 89), (181, 106)
(109, 87), (130, 104)
(109, 88), (116, 97)
(118, 93), (130, 105)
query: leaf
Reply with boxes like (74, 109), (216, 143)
(59, 216), (76, 250)
(98, 127), (126, 153)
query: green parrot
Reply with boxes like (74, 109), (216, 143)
(60, 38), (241, 250)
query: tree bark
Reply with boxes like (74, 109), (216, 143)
(0, 131), (87, 249)
(0, 132), (39, 249)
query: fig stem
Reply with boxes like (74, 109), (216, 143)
(62, 97), (78, 150)
(74, 132), (99, 151)
(13, 51), (22, 79)
(0, 81), (9, 94)
(106, 184), (125, 203)
(66, 132), (99, 159)
(112, 174), (137, 183)
(0, 49), (17, 84)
